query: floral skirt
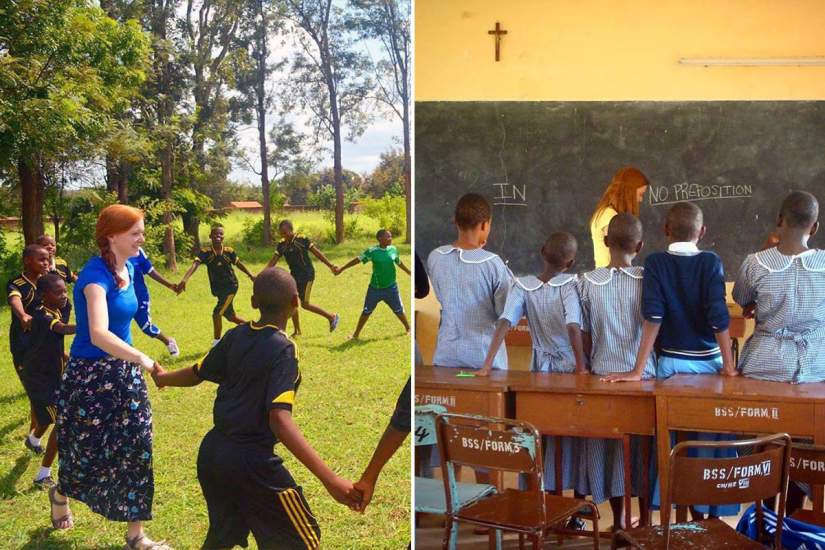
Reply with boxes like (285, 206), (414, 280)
(56, 355), (154, 521)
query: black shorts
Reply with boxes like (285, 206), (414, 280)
(212, 290), (238, 320)
(25, 378), (59, 427)
(198, 429), (321, 549)
(295, 279), (314, 303)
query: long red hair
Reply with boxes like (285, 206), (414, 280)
(590, 167), (649, 225)
(96, 204), (143, 288)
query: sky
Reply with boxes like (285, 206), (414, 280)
(228, 14), (404, 185)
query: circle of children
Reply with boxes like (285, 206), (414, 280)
(427, 172), (824, 532)
(8, 208), (411, 549)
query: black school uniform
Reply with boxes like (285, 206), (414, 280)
(6, 273), (39, 376)
(194, 322), (320, 549)
(195, 246), (241, 320)
(276, 236), (316, 302)
(52, 257), (77, 284)
(20, 303), (71, 427)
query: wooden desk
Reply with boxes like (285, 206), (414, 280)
(656, 375), (825, 524)
(513, 373), (658, 529)
(415, 366), (524, 489)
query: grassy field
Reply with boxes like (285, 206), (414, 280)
(0, 211), (411, 549)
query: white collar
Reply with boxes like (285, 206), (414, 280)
(583, 266), (644, 285)
(434, 245), (499, 264)
(514, 274), (577, 291)
(755, 247), (825, 273)
(667, 241), (700, 256)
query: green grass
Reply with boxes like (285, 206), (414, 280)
(0, 212), (411, 549)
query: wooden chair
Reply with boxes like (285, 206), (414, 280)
(612, 432), (792, 549)
(435, 412), (599, 550)
(788, 442), (825, 527)
(414, 405), (497, 548)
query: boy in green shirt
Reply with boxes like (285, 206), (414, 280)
(336, 229), (410, 339)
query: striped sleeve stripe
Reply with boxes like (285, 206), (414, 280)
(8, 290), (21, 299)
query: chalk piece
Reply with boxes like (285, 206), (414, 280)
(456, 371), (476, 378)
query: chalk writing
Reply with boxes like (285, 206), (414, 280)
(492, 182), (527, 206)
(649, 183), (752, 206)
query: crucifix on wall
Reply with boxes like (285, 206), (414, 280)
(488, 22), (507, 62)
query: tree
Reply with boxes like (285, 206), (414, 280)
(351, 0), (410, 241)
(231, 0), (284, 245)
(0, 0), (150, 244)
(182, 0), (242, 250)
(284, 0), (372, 243)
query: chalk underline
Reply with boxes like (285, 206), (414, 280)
(493, 202), (528, 206)
(650, 195), (751, 206)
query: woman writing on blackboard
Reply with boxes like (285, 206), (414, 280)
(590, 167), (650, 267)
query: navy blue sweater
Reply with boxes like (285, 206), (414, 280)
(642, 248), (730, 360)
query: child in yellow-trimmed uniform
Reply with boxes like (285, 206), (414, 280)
(7, 244), (51, 442)
(22, 273), (75, 488)
(178, 225), (256, 346)
(152, 268), (361, 549)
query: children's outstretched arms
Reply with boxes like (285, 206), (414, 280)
(398, 260), (411, 276)
(52, 321), (76, 336)
(478, 319), (511, 376)
(269, 409), (362, 510)
(235, 259), (256, 282)
(9, 295), (32, 330)
(148, 270), (181, 294)
(309, 245), (339, 274)
(354, 424), (408, 512)
(176, 260), (200, 293)
(265, 252), (281, 269)
(334, 257), (360, 276)
(151, 363), (203, 388)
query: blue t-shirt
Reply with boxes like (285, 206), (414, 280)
(70, 256), (139, 359)
(129, 248), (154, 302)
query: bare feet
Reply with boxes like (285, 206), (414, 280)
(347, 334), (360, 341)
(291, 331), (301, 338)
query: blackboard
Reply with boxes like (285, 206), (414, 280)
(415, 101), (825, 278)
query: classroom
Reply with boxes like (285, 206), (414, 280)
(413, 1), (825, 548)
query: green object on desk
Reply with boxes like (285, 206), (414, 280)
(456, 371), (476, 378)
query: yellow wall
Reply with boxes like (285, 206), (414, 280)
(415, 0), (825, 101)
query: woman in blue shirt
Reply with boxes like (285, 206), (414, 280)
(49, 204), (171, 550)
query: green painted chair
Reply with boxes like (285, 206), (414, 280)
(414, 405), (497, 549)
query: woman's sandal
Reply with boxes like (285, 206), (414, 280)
(124, 533), (174, 550)
(48, 486), (74, 530)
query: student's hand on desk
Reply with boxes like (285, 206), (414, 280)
(476, 365), (491, 377)
(601, 372), (642, 383)
(722, 366), (739, 377)
(324, 475), (362, 510)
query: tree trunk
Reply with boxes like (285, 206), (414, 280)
(105, 152), (118, 195)
(402, 98), (411, 243)
(117, 158), (129, 203)
(161, 143), (177, 270)
(256, 0), (271, 246)
(18, 155), (45, 245)
(183, 213), (201, 254)
(327, 72), (344, 243)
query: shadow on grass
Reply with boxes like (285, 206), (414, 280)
(20, 527), (122, 550)
(328, 336), (383, 352)
(0, 390), (26, 406)
(0, 454), (32, 499)
(0, 417), (25, 442)
(164, 351), (203, 366)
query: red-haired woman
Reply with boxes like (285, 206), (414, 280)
(48, 205), (171, 550)
(589, 167), (650, 267)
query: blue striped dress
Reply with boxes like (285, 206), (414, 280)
(733, 247), (825, 383)
(501, 273), (582, 491)
(427, 245), (511, 370)
(575, 267), (655, 503)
